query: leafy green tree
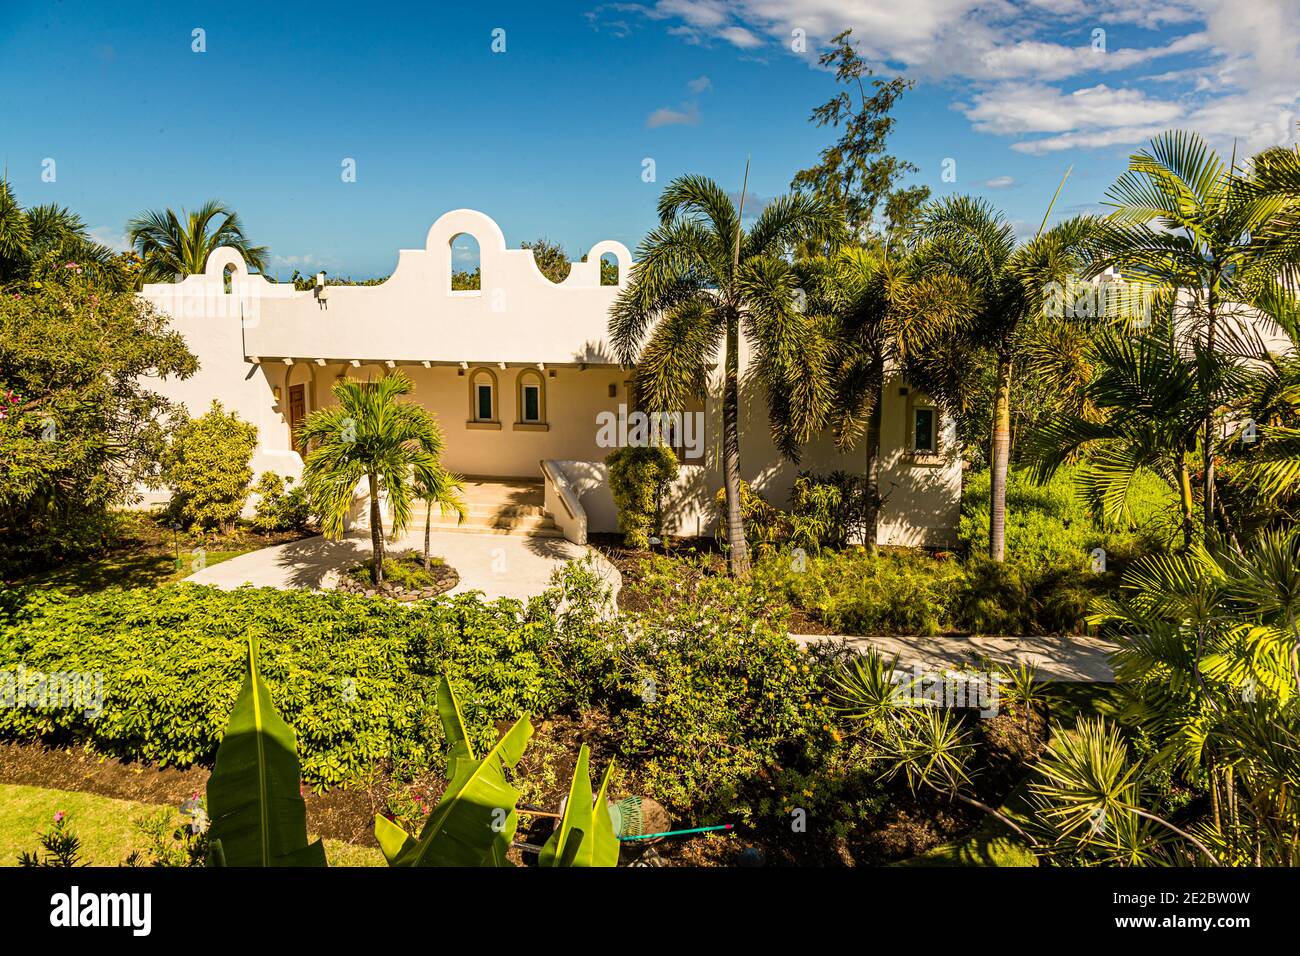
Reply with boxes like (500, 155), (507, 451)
(163, 401), (258, 532)
(0, 258), (196, 571)
(610, 174), (842, 576)
(127, 199), (268, 282)
(910, 196), (1096, 561)
(1090, 131), (1300, 541)
(520, 237), (571, 283)
(297, 372), (462, 586)
(791, 28), (928, 247)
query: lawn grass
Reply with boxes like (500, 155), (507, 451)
(8, 511), (312, 596)
(0, 783), (384, 867)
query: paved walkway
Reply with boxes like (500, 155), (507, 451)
(792, 632), (1119, 682)
(185, 528), (620, 603)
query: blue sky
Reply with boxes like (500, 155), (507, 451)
(1, 1), (1295, 278)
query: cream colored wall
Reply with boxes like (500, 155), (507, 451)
(309, 363), (630, 478)
(137, 210), (962, 545)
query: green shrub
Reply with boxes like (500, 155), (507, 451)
(960, 464), (1177, 571)
(613, 554), (835, 820)
(714, 480), (790, 555)
(788, 471), (870, 552)
(606, 445), (679, 548)
(757, 548), (964, 636)
(347, 550), (443, 589)
(162, 401), (258, 532)
(250, 472), (312, 533)
(0, 569), (618, 789)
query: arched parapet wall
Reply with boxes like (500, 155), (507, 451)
(563, 239), (632, 288)
(204, 246), (251, 280)
(424, 209), (507, 291)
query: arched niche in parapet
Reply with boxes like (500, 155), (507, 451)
(425, 209), (507, 297)
(448, 233), (481, 292)
(575, 239), (631, 288)
(205, 247), (250, 287)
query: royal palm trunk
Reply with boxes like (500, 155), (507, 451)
(988, 353), (1013, 563)
(368, 472), (385, 585)
(862, 350), (885, 551)
(723, 313), (750, 578)
(423, 503), (432, 571)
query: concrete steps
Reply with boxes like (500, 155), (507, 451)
(418, 479), (563, 538)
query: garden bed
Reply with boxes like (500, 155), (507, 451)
(335, 549), (460, 601)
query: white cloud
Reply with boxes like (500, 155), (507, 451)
(961, 83), (1184, 136)
(88, 226), (130, 253)
(981, 176), (1017, 189)
(687, 74), (713, 93)
(605, 0), (1300, 157)
(646, 103), (701, 128)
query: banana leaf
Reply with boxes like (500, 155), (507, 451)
(206, 636), (326, 867)
(377, 675), (532, 866)
(538, 744), (619, 867)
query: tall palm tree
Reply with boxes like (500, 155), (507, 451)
(909, 195), (1096, 561)
(609, 172), (843, 577)
(415, 465), (466, 570)
(0, 177), (117, 283)
(297, 373), (464, 586)
(1026, 317), (1250, 547)
(1090, 131), (1300, 542)
(127, 199), (269, 282)
(790, 245), (973, 548)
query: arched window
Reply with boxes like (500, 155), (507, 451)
(599, 251), (619, 286)
(467, 367), (499, 427)
(515, 369), (547, 429)
(223, 263), (237, 294)
(450, 233), (481, 293)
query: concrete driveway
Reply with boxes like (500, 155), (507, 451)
(184, 528), (620, 603)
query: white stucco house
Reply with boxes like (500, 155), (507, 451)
(138, 209), (963, 547)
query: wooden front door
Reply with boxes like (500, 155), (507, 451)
(288, 384), (306, 453)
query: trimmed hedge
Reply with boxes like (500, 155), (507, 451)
(0, 564), (617, 788)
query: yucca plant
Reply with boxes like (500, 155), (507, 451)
(997, 662), (1057, 733)
(1028, 716), (1217, 865)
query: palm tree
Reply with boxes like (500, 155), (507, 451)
(609, 172), (843, 577)
(127, 199), (268, 282)
(789, 246), (973, 548)
(0, 177), (118, 284)
(1088, 534), (1300, 864)
(1026, 317), (1251, 547)
(297, 373), (464, 586)
(1090, 131), (1300, 542)
(909, 195), (1096, 561)
(414, 465), (466, 570)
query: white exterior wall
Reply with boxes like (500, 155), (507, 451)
(138, 210), (962, 546)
